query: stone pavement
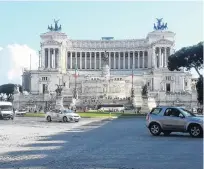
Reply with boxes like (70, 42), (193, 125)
(0, 118), (203, 169)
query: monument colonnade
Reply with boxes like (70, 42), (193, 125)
(39, 46), (171, 70)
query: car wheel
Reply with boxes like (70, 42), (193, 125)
(163, 131), (171, 136)
(63, 116), (68, 122)
(11, 117), (14, 120)
(47, 116), (52, 122)
(189, 124), (203, 138)
(149, 123), (162, 136)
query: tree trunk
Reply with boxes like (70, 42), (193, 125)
(194, 66), (202, 78)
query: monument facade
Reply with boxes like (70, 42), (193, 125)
(19, 19), (198, 111)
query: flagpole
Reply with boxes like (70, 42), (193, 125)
(132, 63), (134, 90)
(74, 64), (77, 99)
(131, 63), (134, 98)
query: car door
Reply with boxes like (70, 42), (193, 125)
(56, 110), (62, 121)
(60, 110), (67, 120)
(52, 110), (59, 121)
(162, 108), (186, 131)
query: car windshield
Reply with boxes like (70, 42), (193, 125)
(150, 108), (162, 115)
(180, 108), (196, 117)
(63, 110), (73, 113)
(0, 105), (12, 111)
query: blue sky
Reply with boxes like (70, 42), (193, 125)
(0, 1), (203, 84)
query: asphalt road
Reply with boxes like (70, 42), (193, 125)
(0, 116), (101, 127)
(0, 117), (203, 169)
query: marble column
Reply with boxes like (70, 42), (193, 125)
(118, 52), (120, 69)
(58, 48), (61, 69)
(51, 48), (54, 68)
(42, 48), (45, 68)
(99, 52), (101, 69)
(138, 51), (140, 69)
(161, 48), (164, 68)
(128, 52), (130, 69)
(152, 47), (156, 68)
(164, 48), (166, 67)
(56, 49), (59, 68)
(85, 52), (87, 69)
(159, 47), (161, 68)
(166, 47), (168, 67)
(133, 52), (135, 69)
(51, 50), (53, 69)
(114, 52), (116, 69)
(94, 52), (96, 69)
(70, 52), (72, 69)
(75, 52), (77, 68)
(109, 52), (111, 68)
(142, 51), (145, 68)
(53, 48), (55, 68)
(80, 52), (82, 69)
(90, 52), (92, 69)
(48, 48), (50, 68)
(123, 52), (125, 69)
(65, 50), (67, 70)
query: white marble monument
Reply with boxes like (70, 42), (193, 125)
(19, 18), (198, 112)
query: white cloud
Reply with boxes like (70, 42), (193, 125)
(0, 44), (38, 84)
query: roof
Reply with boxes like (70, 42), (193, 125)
(151, 39), (174, 46)
(0, 101), (12, 106)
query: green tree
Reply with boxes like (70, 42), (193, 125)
(196, 77), (203, 105)
(168, 42), (203, 104)
(168, 42), (203, 77)
(0, 84), (22, 101)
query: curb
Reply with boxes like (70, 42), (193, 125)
(118, 116), (146, 118)
(22, 115), (147, 118)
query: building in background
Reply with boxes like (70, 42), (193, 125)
(20, 19), (198, 111)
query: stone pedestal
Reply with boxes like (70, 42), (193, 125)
(44, 93), (50, 101)
(132, 97), (137, 108)
(55, 95), (64, 109)
(147, 97), (157, 110)
(140, 96), (150, 114)
(13, 93), (21, 110)
(101, 65), (110, 80)
(70, 98), (76, 108)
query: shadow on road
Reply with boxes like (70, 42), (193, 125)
(0, 118), (119, 169)
(0, 118), (203, 169)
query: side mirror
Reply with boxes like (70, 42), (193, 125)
(180, 115), (185, 118)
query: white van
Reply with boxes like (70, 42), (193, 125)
(0, 101), (14, 120)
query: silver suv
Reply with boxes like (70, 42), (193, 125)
(146, 106), (203, 138)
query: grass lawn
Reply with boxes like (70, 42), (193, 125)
(24, 113), (45, 117)
(78, 112), (120, 118)
(23, 112), (146, 118)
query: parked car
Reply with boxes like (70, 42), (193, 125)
(45, 109), (81, 122)
(0, 101), (14, 120)
(15, 109), (27, 116)
(146, 106), (203, 138)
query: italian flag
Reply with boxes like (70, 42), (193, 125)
(74, 65), (79, 78)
